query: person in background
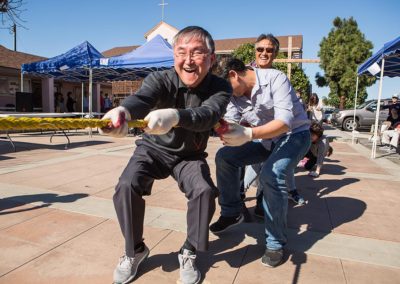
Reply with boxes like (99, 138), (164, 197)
(307, 93), (324, 124)
(58, 93), (65, 112)
(296, 91), (306, 110)
(382, 93), (400, 113)
(301, 122), (332, 178)
(54, 93), (60, 112)
(112, 94), (119, 107)
(104, 93), (113, 112)
(381, 108), (400, 153)
(66, 92), (76, 112)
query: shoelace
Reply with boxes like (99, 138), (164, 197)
(182, 253), (197, 269)
(119, 255), (135, 270)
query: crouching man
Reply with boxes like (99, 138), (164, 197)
(210, 58), (310, 267)
(101, 26), (231, 284)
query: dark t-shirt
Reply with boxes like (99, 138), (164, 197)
(66, 97), (75, 112)
(387, 115), (400, 129)
(382, 102), (400, 113)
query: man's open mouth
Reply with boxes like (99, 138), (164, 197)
(184, 67), (197, 73)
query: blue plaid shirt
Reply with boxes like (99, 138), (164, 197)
(225, 68), (310, 150)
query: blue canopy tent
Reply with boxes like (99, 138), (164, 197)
(92, 34), (174, 80)
(21, 35), (174, 117)
(352, 36), (400, 158)
(21, 41), (105, 117)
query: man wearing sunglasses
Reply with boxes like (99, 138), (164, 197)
(101, 26), (231, 284)
(254, 33), (279, 68)
(211, 58), (310, 267)
(234, 35), (305, 220)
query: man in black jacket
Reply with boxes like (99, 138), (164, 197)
(101, 26), (231, 284)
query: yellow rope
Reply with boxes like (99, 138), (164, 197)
(0, 117), (147, 131)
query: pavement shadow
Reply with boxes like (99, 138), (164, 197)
(137, 251), (180, 277)
(0, 140), (112, 154)
(318, 163), (347, 175)
(198, 167), (365, 283)
(0, 193), (89, 215)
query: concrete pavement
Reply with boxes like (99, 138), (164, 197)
(0, 130), (399, 283)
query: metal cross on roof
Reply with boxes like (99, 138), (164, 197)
(158, 0), (168, 21)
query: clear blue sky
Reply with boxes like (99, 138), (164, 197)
(1, 0), (399, 101)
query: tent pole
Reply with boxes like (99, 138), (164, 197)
(371, 58), (385, 159)
(351, 76), (359, 144)
(20, 73), (24, 92)
(89, 68), (93, 138)
(81, 82), (84, 118)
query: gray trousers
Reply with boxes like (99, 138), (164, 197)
(113, 141), (217, 257)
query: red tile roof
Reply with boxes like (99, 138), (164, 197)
(102, 35), (303, 57)
(102, 45), (140, 57)
(214, 35), (303, 53)
(0, 45), (46, 70)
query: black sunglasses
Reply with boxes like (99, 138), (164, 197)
(256, 47), (275, 53)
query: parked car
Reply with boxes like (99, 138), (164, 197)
(322, 107), (337, 124)
(331, 99), (391, 131)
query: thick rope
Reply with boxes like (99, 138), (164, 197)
(0, 117), (147, 131)
(0, 117), (225, 132)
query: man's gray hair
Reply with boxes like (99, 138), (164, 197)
(255, 33), (280, 53)
(173, 26), (215, 54)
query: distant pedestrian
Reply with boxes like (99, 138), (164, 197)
(104, 93), (113, 112)
(307, 93), (324, 124)
(66, 92), (76, 112)
(59, 93), (65, 112)
(382, 94), (400, 113)
(301, 122), (332, 178)
(100, 92), (105, 112)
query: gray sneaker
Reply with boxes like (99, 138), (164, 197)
(113, 245), (149, 284)
(178, 249), (201, 284)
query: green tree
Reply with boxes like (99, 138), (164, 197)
(232, 43), (255, 64)
(273, 53), (311, 100)
(232, 43), (311, 101)
(317, 17), (376, 109)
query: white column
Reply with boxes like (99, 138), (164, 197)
(81, 82), (84, 117)
(351, 76), (359, 144)
(41, 77), (54, 112)
(20, 73), (24, 92)
(89, 69), (93, 117)
(371, 58), (385, 159)
(93, 83), (101, 113)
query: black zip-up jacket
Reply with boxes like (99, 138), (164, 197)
(121, 69), (232, 157)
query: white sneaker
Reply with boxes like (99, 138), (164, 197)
(178, 249), (201, 284)
(113, 245), (149, 284)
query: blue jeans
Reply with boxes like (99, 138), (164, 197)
(244, 161), (298, 208)
(215, 130), (311, 250)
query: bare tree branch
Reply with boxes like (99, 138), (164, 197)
(0, 0), (27, 29)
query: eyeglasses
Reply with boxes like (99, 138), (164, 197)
(175, 50), (209, 61)
(256, 47), (275, 53)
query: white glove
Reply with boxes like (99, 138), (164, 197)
(99, 106), (131, 138)
(222, 123), (253, 146)
(308, 171), (319, 178)
(144, 108), (179, 135)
